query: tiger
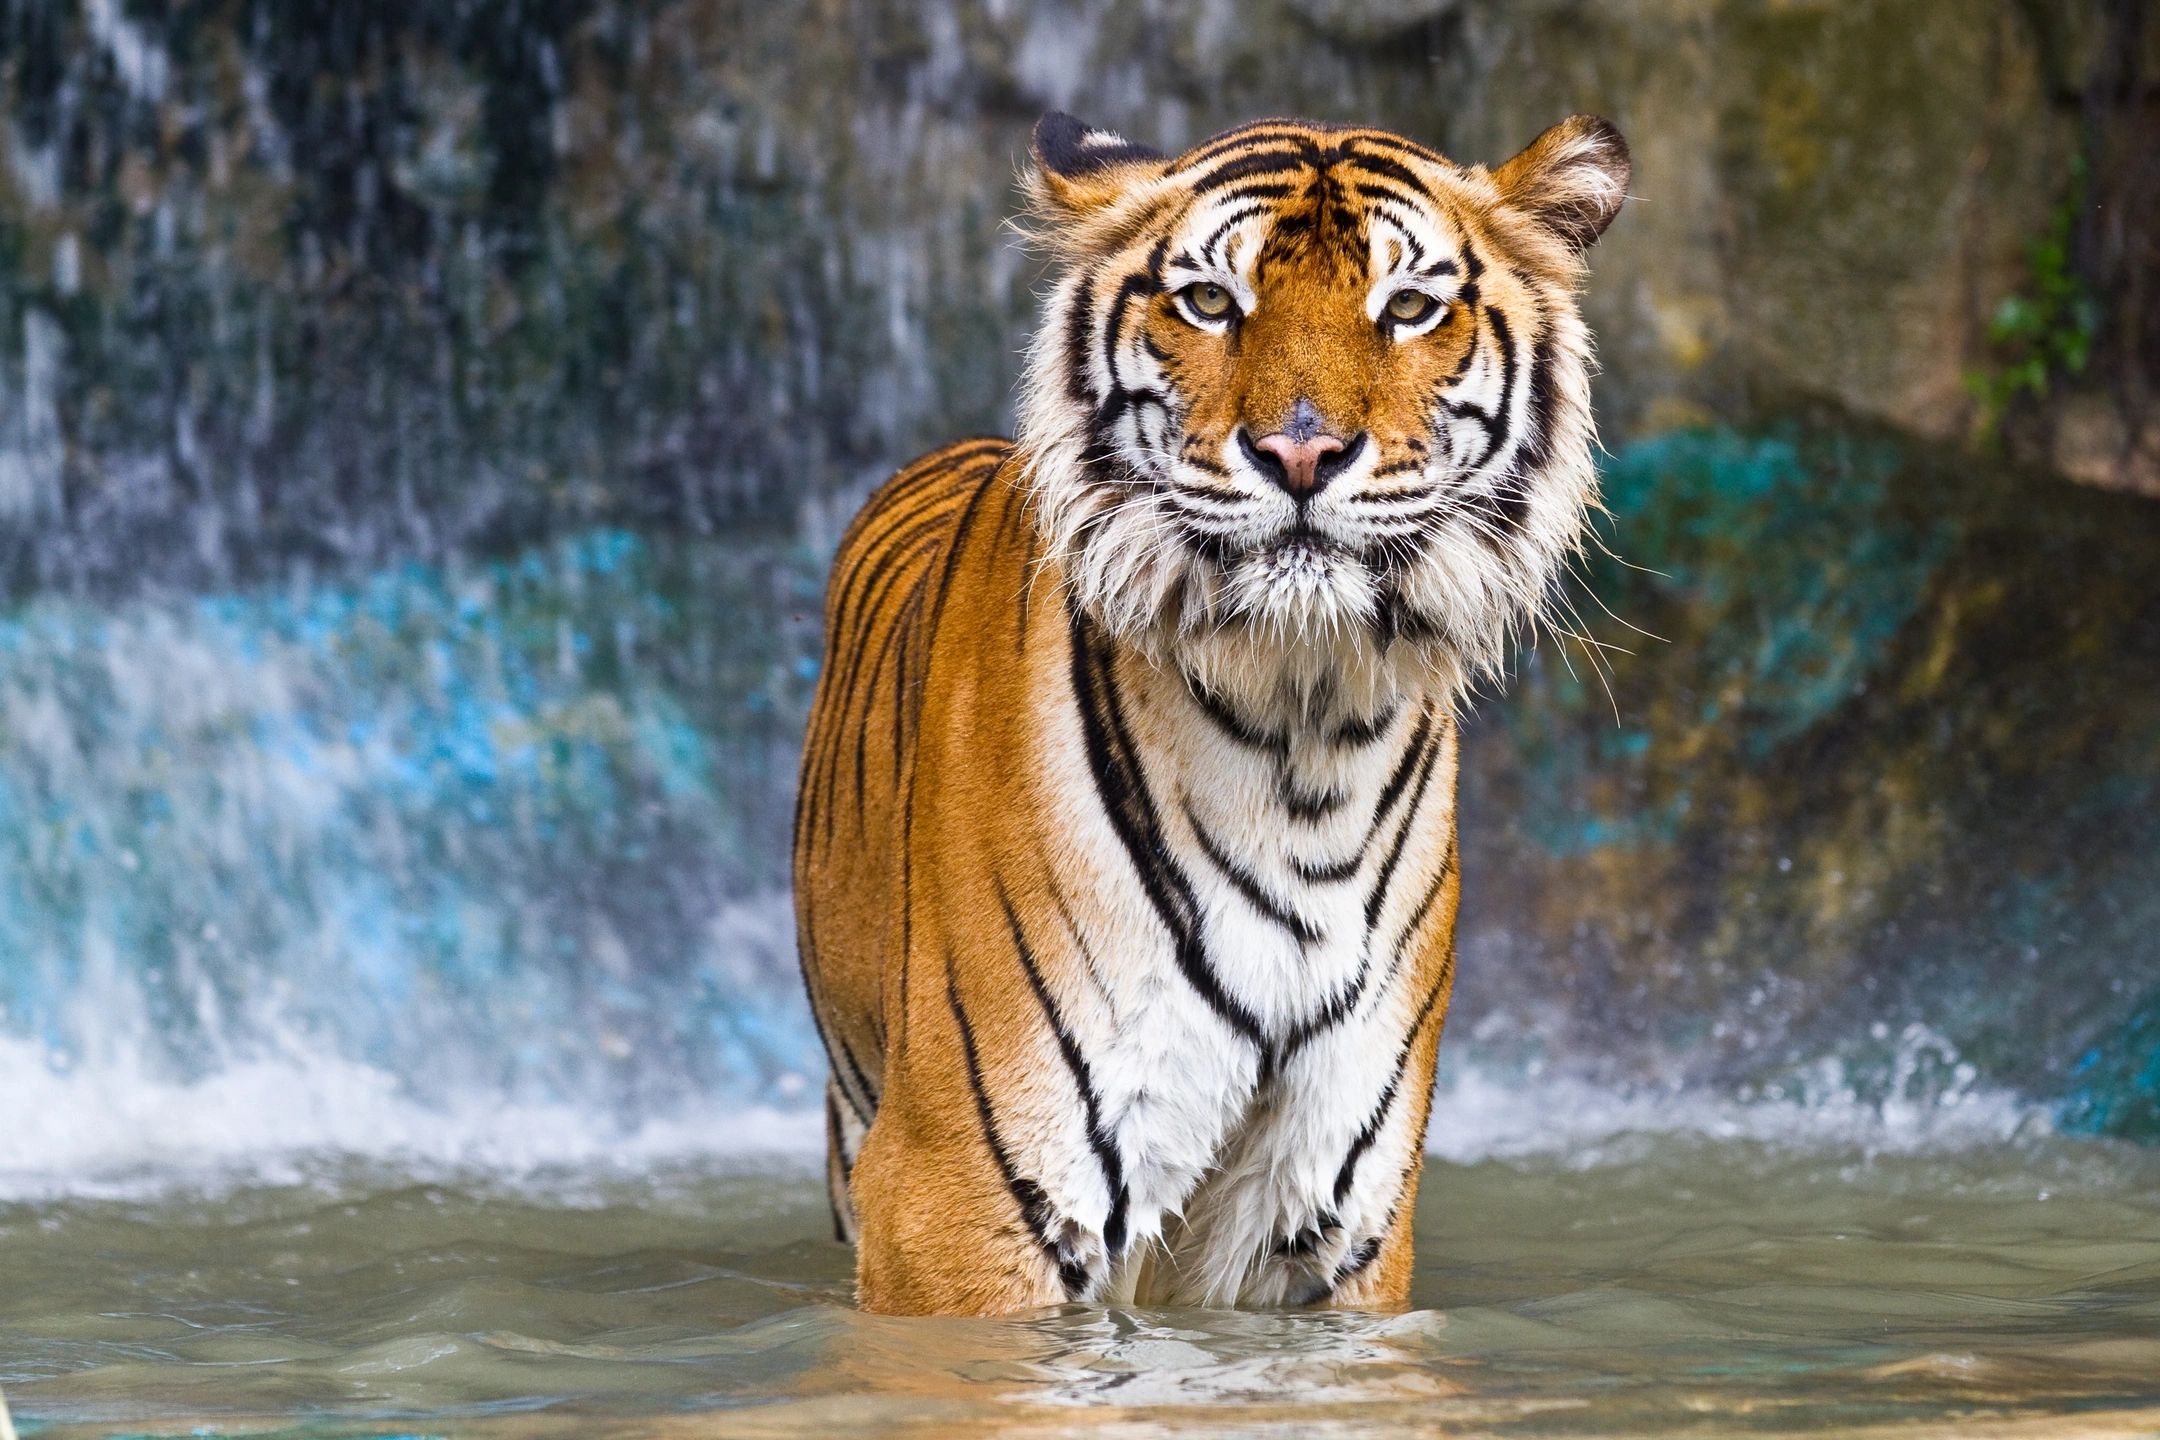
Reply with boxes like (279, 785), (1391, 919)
(794, 110), (1628, 1316)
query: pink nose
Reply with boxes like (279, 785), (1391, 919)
(1252, 430), (1348, 496)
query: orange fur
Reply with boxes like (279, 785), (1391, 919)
(796, 113), (1626, 1315)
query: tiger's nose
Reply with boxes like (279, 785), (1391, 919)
(1241, 428), (1363, 497)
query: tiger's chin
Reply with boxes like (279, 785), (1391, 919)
(1095, 540), (1482, 721)
(1220, 534), (1379, 634)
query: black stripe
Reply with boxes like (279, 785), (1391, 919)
(1468, 308), (1521, 491)
(1089, 385), (1169, 454)
(1205, 181), (1298, 206)
(1345, 176), (1430, 213)
(850, 582), (916, 821)
(1185, 798), (1321, 945)
(1198, 201), (1271, 264)
(1334, 1235), (1384, 1286)
(1363, 711), (1433, 849)
(797, 919), (871, 1130)
(834, 1030), (880, 1119)
(1289, 850), (1361, 884)
(825, 1087), (855, 1182)
(1178, 124), (1321, 169)
(1064, 274), (1098, 411)
(825, 1088), (851, 1242)
(1167, 485), (1252, 514)
(1294, 835), (1456, 1063)
(1365, 196), (1436, 248)
(823, 463), (980, 621)
(1291, 1227), (1386, 1306)
(948, 963), (1088, 1299)
(889, 577), (929, 783)
(1192, 148), (1311, 194)
(1070, 607), (1265, 1046)
(893, 808), (915, 1054)
(1185, 678), (1290, 757)
(1331, 970), (1452, 1208)
(1375, 840), (1456, 997)
(1279, 777), (1347, 822)
(1101, 245), (1167, 395)
(1279, 837), (1452, 1067)
(1046, 870), (1120, 1021)
(1371, 215), (1427, 271)
(1363, 739), (1442, 930)
(823, 508), (952, 681)
(817, 518), (957, 839)
(1513, 330), (1561, 478)
(812, 446), (997, 798)
(833, 444), (994, 563)
(995, 876), (1130, 1257)
(1340, 131), (1449, 167)
(920, 447), (1004, 644)
(1329, 704), (1399, 748)
(1340, 149), (1424, 192)
(1431, 289), (1486, 405)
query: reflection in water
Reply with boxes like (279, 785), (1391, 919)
(5, 1126), (2160, 1437)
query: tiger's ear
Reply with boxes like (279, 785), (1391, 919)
(1491, 115), (1630, 253)
(1028, 112), (1166, 221)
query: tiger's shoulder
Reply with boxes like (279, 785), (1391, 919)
(799, 437), (1017, 863)
(821, 436), (1015, 675)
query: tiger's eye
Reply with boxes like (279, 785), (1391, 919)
(1182, 282), (1236, 321)
(1386, 290), (1441, 325)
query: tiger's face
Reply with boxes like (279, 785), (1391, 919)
(1018, 113), (1629, 703)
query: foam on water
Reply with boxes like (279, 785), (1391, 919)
(1423, 1053), (2045, 1168)
(0, 1028), (812, 1202)
(0, 1021), (2047, 1204)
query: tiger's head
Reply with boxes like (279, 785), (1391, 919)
(1017, 113), (1629, 709)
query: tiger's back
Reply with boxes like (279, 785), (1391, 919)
(793, 437), (1011, 1240)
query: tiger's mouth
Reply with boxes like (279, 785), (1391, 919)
(1259, 530), (1336, 573)
(1242, 515), (1395, 576)
(1229, 523), (1374, 608)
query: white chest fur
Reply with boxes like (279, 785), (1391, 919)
(1019, 634), (1457, 1305)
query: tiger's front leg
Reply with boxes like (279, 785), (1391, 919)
(1292, 1012), (1447, 1310)
(849, 1111), (1085, 1315)
(846, 961), (1113, 1316)
(1173, 964), (1453, 1310)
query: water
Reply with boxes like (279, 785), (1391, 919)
(7, 1097), (2160, 1438)
(4, 3), (2160, 1434)
(0, 527), (825, 1115)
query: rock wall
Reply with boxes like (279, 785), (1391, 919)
(0, 0), (2137, 598)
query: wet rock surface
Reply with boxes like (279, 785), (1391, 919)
(1458, 416), (2160, 1133)
(0, 0), (2129, 593)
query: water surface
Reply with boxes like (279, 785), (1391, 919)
(3, 6), (2158, 1436)
(8, 1111), (2160, 1438)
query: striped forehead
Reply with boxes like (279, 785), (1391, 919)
(1161, 129), (1465, 284)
